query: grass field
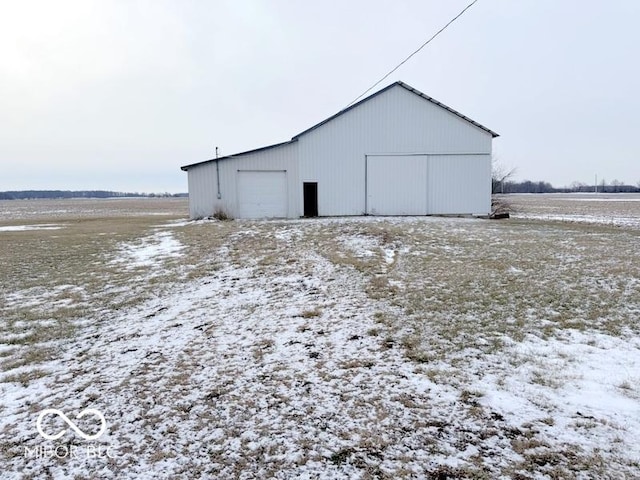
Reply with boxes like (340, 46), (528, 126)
(1, 195), (639, 479)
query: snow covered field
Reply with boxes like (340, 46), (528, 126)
(506, 193), (640, 230)
(1, 197), (639, 479)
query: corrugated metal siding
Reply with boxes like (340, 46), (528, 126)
(427, 154), (491, 215)
(187, 142), (298, 219)
(298, 84), (492, 216)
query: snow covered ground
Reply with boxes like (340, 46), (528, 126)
(0, 197), (186, 221)
(110, 231), (185, 269)
(1, 199), (639, 478)
(0, 224), (64, 232)
(507, 193), (640, 230)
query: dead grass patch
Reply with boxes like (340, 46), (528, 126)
(2, 368), (49, 386)
(300, 307), (322, 319)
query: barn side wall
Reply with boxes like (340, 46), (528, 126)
(297, 84), (493, 216)
(187, 141), (299, 219)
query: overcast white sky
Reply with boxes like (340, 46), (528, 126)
(1, 0), (638, 192)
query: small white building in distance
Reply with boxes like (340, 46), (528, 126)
(181, 81), (498, 219)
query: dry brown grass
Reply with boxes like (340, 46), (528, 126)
(0, 200), (188, 384)
(2, 198), (640, 478)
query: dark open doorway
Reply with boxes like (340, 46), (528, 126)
(303, 182), (318, 217)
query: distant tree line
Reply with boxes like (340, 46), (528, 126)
(0, 190), (188, 200)
(497, 180), (640, 194)
(498, 180), (556, 193)
(492, 160), (640, 194)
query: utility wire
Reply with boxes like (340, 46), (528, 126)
(344, 0), (480, 109)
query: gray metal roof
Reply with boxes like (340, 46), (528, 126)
(180, 140), (296, 171)
(181, 81), (498, 171)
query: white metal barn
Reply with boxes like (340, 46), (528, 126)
(181, 81), (498, 219)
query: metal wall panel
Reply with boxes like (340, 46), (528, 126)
(298, 84), (492, 216)
(427, 154), (491, 215)
(187, 141), (298, 219)
(366, 155), (428, 215)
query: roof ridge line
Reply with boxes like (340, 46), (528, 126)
(292, 80), (498, 140)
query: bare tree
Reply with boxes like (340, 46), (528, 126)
(610, 179), (624, 193)
(491, 157), (517, 194)
(599, 177), (607, 193)
(490, 156), (517, 218)
(570, 181), (587, 192)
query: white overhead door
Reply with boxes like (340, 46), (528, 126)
(237, 170), (287, 218)
(366, 155), (428, 215)
(366, 154), (490, 216)
(427, 154), (491, 215)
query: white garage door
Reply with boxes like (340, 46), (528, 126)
(366, 154), (490, 216)
(237, 170), (287, 219)
(366, 155), (428, 215)
(427, 155), (490, 215)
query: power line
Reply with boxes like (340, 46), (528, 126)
(344, 0), (480, 109)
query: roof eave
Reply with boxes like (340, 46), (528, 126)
(395, 81), (498, 137)
(291, 82), (400, 140)
(180, 140), (297, 171)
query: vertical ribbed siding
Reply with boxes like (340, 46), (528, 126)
(427, 154), (491, 215)
(298, 84), (492, 216)
(187, 165), (217, 219)
(187, 141), (299, 219)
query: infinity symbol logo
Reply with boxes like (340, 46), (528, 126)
(36, 408), (107, 441)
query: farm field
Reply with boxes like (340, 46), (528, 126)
(506, 192), (640, 230)
(1, 195), (639, 479)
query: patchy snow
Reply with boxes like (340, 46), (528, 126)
(515, 213), (640, 229)
(2, 211), (640, 478)
(111, 231), (184, 269)
(555, 195), (640, 202)
(3, 284), (86, 309)
(0, 224), (64, 232)
(382, 247), (396, 264)
(0, 197), (187, 221)
(508, 193), (640, 230)
(565, 198), (640, 202)
(4, 230), (461, 478)
(156, 219), (195, 228)
(477, 331), (640, 458)
(339, 234), (379, 257)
